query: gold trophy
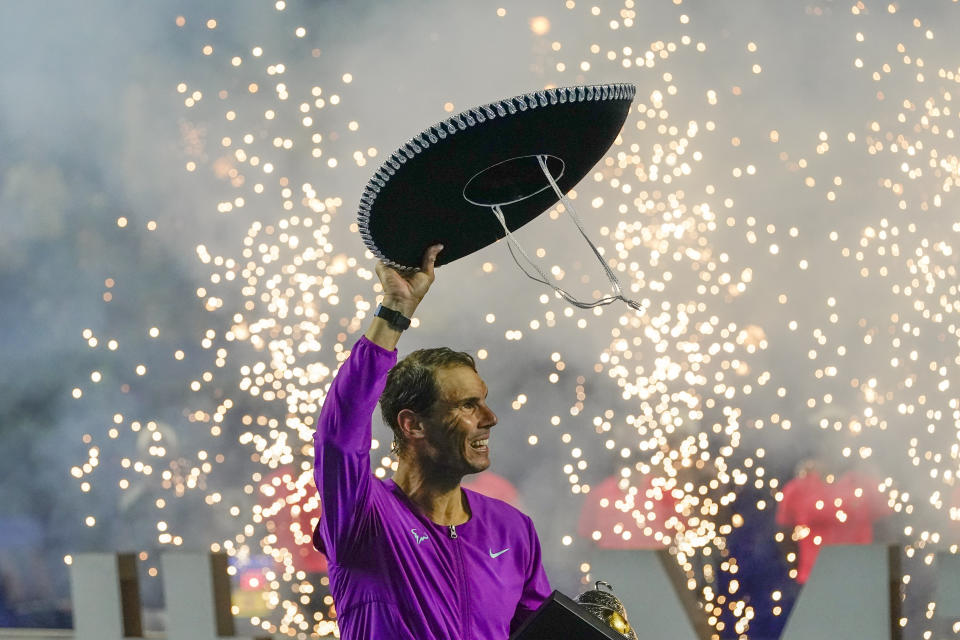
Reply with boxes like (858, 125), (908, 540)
(575, 581), (638, 640)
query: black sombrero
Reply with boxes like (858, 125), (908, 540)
(358, 84), (636, 272)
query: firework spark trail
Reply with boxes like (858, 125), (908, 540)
(67, 1), (960, 638)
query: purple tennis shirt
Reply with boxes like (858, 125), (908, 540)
(313, 336), (551, 639)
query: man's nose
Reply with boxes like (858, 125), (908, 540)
(482, 403), (498, 428)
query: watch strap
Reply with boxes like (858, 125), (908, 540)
(374, 303), (412, 331)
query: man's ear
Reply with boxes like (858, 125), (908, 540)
(397, 409), (425, 442)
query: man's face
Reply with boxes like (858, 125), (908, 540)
(421, 365), (498, 476)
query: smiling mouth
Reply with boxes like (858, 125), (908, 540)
(470, 438), (489, 450)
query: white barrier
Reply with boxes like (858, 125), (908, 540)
(6, 546), (960, 639)
(69, 553), (142, 640)
(779, 545), (899, 640)
(586, 545), (902, 640)
(67, 552), (269, 640)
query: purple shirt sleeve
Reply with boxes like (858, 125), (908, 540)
(313, 336), (397, 563)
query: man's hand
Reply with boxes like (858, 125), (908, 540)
(374, 244), (444, 317)
(366, 244), (444, 350)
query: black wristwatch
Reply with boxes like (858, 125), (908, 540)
(374, 303), (412, 331)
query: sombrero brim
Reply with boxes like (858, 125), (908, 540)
(358, 83), (636, 270)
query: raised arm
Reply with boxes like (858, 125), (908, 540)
(313, 245), (443, 562)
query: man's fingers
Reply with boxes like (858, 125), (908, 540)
(420, 243), (444, 279)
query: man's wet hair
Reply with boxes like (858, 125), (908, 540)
(380, 347), (477, 455)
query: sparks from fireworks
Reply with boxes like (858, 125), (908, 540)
(68, 1), (960, 638)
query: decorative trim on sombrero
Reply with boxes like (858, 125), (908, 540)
(357, 83), (637, 271)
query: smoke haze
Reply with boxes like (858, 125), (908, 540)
(2, 1), (960, 638)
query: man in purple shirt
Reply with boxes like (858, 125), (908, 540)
(313, 244), (551, 639)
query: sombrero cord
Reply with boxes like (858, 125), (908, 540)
(486, 157), (644, 312)
(489, 204), (602, 308)
(537, 155), (644, 311)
